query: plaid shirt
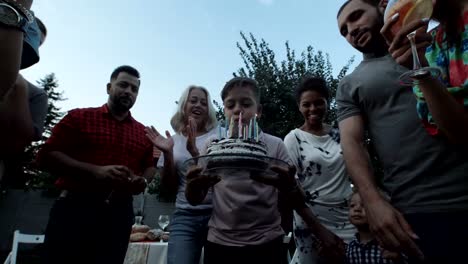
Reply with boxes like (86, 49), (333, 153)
(346, 234), (395, 264)
(37, 104), (154, 192)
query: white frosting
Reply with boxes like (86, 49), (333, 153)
(206, 138), (267, 157)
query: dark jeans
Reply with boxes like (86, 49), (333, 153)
(405, 211), (468, 264)
(41, 193), (134, 264)
(204, 236), (284, 264)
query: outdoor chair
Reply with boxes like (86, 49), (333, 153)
(3, 230), (44, 264)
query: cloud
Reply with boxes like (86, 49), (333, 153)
(257, 0), (274, 6)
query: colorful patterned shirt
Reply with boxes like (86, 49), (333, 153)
(37, 104), (154, 192)
(414, 11), (468, 135)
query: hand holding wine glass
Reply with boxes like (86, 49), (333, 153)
(381, 0), (441, 85)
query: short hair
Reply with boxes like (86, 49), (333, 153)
(295, 76), (330, 104)
(337, 0), (381, 18)
(110, 65), (140, 81)
(170, 85), (218, 134)
(35, 17), (46, 37)
(221, 77), (260, 103)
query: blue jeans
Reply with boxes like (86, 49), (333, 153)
(167, 208), (212, 264)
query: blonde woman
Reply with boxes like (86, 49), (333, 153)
(145, 85), (218, 264)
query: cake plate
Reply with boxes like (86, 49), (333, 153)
(183, 153), (290, 180)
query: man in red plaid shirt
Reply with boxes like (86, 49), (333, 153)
(37, 65), (156, 264)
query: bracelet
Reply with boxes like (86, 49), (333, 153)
(1, 0), (33, 23)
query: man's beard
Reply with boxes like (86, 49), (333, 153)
(356, 21), (386, 54)
(112, 96), (134, 112)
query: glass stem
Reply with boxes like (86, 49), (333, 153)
(407, 31), (421, 70)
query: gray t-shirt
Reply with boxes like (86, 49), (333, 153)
(336, 54), (468, 214)
(28, 82), (48, 140)
(208, 132), (291, 246)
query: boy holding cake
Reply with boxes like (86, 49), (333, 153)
(185, 77), (291, 264)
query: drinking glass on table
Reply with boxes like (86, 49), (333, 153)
(384, 0), (441, 85)
(135, 216), (143, 225)
(158, 215), (170, 231)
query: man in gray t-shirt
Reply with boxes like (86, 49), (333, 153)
(336, 0), (468, 262)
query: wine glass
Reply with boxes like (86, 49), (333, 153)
(158, 215), (170, 231)
(384, 0), (441, 86)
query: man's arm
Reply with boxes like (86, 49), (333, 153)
(339, 116), (380, 203)
(0, 0), (33, 99)
(339, 116), (424, 260)
(0, 75), (34, 156)
(41, 150), (132, 187)
(42, 150), (99, 180)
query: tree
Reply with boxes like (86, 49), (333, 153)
(217, 32), (354, 139)
(21, 73), (65, 191)
(228, 32), (385, 181)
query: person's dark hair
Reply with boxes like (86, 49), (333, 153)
(337, 0), (381, 18)
(221, 77), (260, 102)
(110, 65), (140, 81)
(35, 17), (46, 37)
(295, 76), (330, 103)
(432, 0), (461, 46)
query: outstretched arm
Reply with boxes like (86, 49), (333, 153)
(145, 126), (178, 194)
(0, 0), (33, 98)
(339, 116), (424, 260)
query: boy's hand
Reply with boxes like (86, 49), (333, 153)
(250, 165), (295, 190)
(185, 166), (220, 205)
(316, 226), (346, 263)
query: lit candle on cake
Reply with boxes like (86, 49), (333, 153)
(224, 116), (229, 138)
(248, 119), (253, 140)
(238, 112), (243, 138)
(255, 114), (259, 142)
(253, 114), (258, 141)
(228, 116), (234, 138)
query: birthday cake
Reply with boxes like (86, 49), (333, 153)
(205, 138), (269, 170)
(203, 114), (269, 170)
